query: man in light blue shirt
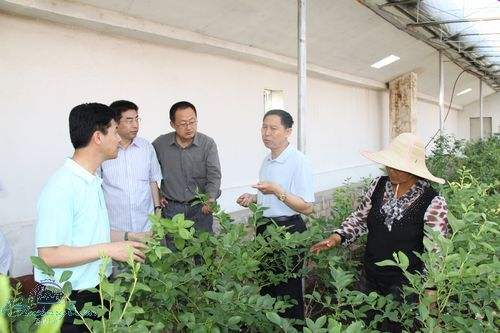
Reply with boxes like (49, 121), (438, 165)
(237, 109), (314, 321)
(101, 100), (162, 235)
(35, 103), (147, 332)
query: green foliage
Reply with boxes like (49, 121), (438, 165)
(427, 134), (500, 187)
(9, 135), (499, 332)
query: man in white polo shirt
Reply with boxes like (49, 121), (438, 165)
(35, 103), (147, 332)
(237, 109), (314, 321)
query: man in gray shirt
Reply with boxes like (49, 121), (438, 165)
(152, 101), (221, 233)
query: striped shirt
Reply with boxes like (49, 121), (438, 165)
(100, 137), (162, 232)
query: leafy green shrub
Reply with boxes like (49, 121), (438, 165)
(13, 135), (499, 332)
(427, 134), (500, 187)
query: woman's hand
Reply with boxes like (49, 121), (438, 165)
(310, 233), (342, 254)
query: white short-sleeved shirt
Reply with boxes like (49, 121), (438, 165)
(257, 143), (315, 217)
(100, 137), (162, 232)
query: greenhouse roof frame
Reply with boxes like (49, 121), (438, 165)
(360, 0), (500, 91)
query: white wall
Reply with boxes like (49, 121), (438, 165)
(416, 99), (460, 148)
(457, 92), (500, 140)
(0, 14), (390, 276)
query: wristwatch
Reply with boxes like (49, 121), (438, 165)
(277, 192), (287, 202)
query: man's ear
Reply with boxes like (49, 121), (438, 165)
(92, 131), (103, 145)
(285, 127), (293, 137)
(170, 121), (176, 130)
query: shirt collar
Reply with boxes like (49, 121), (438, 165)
(131, 137), (143, 148)
(64, 158), (102, 184)
(169, 132), (200, 147)
(267, 143), (294, 164)
(119, 137), (142, 150)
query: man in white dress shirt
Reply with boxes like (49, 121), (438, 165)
(237, 109), (315, 321)
(100, 100), (162, 241)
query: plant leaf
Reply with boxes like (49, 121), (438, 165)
(31, 256), (55, 277)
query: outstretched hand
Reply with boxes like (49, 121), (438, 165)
(236, 193), (255, 207)
(252, 181), (282, 195)
(310, 234), (342, 254)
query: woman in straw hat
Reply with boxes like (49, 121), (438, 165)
(311, 133), (448, 305)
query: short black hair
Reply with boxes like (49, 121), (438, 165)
(169, 101), (197, 122)
(109, 100), (138, 121)
(69, 103), (115, 149)
(263, 109), (294, 129)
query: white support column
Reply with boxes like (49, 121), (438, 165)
(297, 0), (307, 152)
(479, 79), (484, 139)
(438, 50), (444, 135)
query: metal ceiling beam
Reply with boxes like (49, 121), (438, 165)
(380, 0), (417, 8)
(408, 17), (500, 27)
(451, 32), (500, 37)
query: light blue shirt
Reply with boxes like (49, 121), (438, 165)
(35, 158), (111, 290)
(257, 143), (315, 217)
(100, 137), (162, 232)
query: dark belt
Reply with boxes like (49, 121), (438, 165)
(167, 198), (197, 205)
(268, 214), (300, 222)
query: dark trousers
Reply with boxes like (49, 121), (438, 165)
(257, 215), (306, 321)
(163, 201), (213, 233)
(37, 287), (102, 333)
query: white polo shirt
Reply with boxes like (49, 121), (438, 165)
(257, 143), (315, 217)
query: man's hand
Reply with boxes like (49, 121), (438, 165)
(128, 231), (152, 243)
(105, 241), (147, 263)
(310, 234), (342, 254)
(252, 181), (282, 196)
(236, 193), (256, 207)
(202, 198), (215, 215)
(154, 206), (162, 217)
(159, 196), (168, 208)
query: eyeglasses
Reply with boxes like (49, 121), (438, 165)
(123, 117), (141, 124)
(175, 120), (197, 128)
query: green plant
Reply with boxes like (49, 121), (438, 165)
(16, 135), (499, 331)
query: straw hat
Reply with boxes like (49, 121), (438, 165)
(361, 132), (445, 184)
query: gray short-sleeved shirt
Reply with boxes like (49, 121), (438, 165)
(152, 132), (222, 202)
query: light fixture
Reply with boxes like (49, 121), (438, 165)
(456, 88), (472, 96)
(370, 55), (400, 69)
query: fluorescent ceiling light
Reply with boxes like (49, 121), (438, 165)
(371, 55), (400, 69)
(456, 88), (472, 96)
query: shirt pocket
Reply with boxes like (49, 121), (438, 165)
(134, 161), (151, 182)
